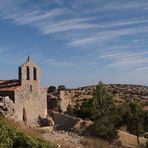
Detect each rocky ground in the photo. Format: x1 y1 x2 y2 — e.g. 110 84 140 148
42 129 147 148
42 130 84 148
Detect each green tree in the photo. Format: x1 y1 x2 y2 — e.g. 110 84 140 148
48 86 56 93
58 85 66 91
66 104 74 116
76 99 94 119
126 100 144 146
93 82 114 112
143 110 148 132
92 82 119 140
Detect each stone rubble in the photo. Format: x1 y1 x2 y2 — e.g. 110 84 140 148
42 130 84 148
0 96 15 117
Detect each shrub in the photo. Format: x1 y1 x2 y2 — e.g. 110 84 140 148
0 119 57 148
48 86 56 93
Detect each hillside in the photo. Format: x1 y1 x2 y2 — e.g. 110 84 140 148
58 84 148 112
77 84 148 104
0 118 118 148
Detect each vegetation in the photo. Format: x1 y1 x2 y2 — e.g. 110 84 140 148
68 82 119 140
92 82 120 140
80 136 115 148
58 85 66 91
48 86 56 93
120 100 144 145
0 118 57 148
66 81 148 145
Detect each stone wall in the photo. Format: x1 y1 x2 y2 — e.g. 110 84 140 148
60 91 72 112
14 87 47 125
60 89 93 112
14 57 47 125
53 111 94 136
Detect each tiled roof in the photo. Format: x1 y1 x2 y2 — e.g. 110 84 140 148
0 79 20 92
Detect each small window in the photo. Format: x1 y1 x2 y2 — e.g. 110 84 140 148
30 85 32 92
26 66 30 80
33 67 37 80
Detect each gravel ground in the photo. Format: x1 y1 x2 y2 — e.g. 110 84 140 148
42 130 84 148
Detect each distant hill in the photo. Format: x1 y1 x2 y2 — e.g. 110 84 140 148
58 84 148 112
76 84 148 104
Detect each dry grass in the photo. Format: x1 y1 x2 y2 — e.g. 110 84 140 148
49 136 118 148
53 140 77 148
80 137 116 148
0 117 43 138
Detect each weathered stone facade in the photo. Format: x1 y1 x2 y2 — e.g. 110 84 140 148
0 57 47 125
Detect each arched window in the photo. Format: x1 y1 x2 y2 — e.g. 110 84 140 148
26 66 30 80
33 67 37 80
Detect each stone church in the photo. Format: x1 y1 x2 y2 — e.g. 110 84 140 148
0 57 47 125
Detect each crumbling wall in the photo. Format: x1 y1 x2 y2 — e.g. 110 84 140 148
53 111 94 136
60 89 92 112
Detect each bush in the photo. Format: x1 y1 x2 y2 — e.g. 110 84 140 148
58 85 66 91
0 119 57 148
48 86 56 93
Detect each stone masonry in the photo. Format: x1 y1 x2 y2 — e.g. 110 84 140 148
0 57 47 125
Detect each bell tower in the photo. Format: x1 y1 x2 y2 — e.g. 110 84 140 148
18 56 40 87
15 56 47 124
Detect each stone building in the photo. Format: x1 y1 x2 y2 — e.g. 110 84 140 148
0 57 47 125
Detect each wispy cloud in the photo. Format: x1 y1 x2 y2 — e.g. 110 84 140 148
1 0 148 49
39 18 97 34
14 9 64 25
44 58 74 67
99 49 148 69
100 0 148 12
68 24 148 47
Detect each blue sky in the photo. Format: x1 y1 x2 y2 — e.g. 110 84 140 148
0 0 148 88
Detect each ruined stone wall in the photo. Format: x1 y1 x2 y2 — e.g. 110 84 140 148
60 91 72 112
60 89 93 112
53 111 94 135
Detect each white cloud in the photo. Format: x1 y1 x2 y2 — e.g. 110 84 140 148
68 24 148 47
92 0 148 13
39 18 97 34
99 49 148 69
0 0 148 48
44 58 74 67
